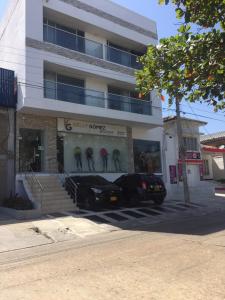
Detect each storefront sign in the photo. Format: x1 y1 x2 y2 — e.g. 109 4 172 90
169 165 177 184
57 118 127 138
185 152 201 160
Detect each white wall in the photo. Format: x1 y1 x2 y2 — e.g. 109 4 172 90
25 0 43 41
213 156 225 180
85 77 107 92
202 153 213 180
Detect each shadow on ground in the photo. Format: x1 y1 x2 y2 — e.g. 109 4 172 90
1 196 225 238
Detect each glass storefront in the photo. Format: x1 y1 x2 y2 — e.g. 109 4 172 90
133 139 162 174
58 132 129 173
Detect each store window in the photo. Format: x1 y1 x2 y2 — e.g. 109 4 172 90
58 132 129 173
133 139 162 174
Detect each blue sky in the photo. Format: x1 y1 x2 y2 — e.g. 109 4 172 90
0 0 224 133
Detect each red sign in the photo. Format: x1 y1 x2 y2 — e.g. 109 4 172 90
186 152 201 160
169 165 177 184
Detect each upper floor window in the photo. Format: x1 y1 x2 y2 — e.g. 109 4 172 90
108 86 151 115
43 19 85 52
183 137 198 151
106 42 144 69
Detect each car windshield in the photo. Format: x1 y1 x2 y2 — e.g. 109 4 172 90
141 175 163 185
72 176 111 185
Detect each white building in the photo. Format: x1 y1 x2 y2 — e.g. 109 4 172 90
0 0 163 184
201 132 225 181
163 117 207 198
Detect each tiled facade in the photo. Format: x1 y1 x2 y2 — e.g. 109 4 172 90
26 38 135 76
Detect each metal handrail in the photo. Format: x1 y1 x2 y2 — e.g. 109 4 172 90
47 158 78 206
24 164 44 209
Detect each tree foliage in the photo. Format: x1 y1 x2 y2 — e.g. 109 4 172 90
136 0 225 111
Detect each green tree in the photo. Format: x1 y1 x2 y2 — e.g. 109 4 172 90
136 0 225 111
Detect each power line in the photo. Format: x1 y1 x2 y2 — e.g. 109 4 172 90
0 48 224 122
0 0 21 41
18 81 225 123
2 76 224 123
181 102 225 118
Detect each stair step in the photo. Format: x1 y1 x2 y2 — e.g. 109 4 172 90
26 175 77 214
33 191 68 197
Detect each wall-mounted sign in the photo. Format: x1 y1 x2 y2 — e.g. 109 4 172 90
169 165 177 184
186 152 201 160
57 118 127 138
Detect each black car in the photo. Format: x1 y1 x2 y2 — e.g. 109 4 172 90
65 175 122 209
114 174 167 206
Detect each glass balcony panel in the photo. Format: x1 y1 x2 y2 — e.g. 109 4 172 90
106 45 141 69
85 39 103 59
44 80 151 115
44 80 57 99
43 24 56 44
107 93 124 111
108 93 152 115
44 80 105 107
43 24 142 69
57 83 85 104
85 89 105 107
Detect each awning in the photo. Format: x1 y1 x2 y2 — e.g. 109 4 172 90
202 147 225 154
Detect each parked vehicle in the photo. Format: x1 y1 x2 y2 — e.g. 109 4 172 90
114 174 167 205
65 175 122 209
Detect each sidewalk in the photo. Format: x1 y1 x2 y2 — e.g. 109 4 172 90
0 181 224 254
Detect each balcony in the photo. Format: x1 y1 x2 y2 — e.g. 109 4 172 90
43 24 142 70
44 80 152 116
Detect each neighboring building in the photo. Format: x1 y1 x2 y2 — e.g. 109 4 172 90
201 132 225 180
0 0 163 208
0 68 17 202
163 116 207 196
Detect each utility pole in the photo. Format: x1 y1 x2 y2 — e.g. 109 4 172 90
175 98 190 205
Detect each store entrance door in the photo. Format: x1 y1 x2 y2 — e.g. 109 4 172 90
19 129 44 172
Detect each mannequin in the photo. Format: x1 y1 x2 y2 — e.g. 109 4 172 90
86 147 95 172
100 147 108 171
74 146 82 171
112 149 121 172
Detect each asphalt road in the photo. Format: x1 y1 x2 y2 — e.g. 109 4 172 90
1 211 225 300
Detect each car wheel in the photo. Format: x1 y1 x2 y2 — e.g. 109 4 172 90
153 197 164 206
84 194 95 210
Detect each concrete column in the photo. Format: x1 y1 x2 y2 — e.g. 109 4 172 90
223 154 225 179
0 108 15 202
6 109 16 197
127 126 134 173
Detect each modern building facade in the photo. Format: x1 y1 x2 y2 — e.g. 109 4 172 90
163 117 207 197
0 0 163 185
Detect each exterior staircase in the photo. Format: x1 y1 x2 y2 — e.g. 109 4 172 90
25 175 76 214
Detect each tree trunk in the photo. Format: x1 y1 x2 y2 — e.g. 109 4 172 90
175 98 190 204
